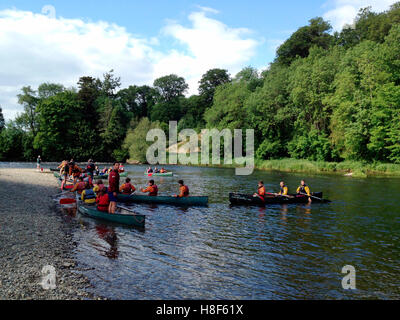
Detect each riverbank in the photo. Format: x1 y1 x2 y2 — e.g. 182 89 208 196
153 155 400 178
0 168 96 299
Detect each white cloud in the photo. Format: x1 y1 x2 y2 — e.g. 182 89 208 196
0 7 260 120
323 0 398 30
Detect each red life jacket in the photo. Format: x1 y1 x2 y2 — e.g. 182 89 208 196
180 185 189 197
149 185 158 196
96 194 109 212
122 183 133 195
76 182 86 194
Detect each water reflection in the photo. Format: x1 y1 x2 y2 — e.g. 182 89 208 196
95 225 119 259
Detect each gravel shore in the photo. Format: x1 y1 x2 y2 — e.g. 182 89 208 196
0 168 97 300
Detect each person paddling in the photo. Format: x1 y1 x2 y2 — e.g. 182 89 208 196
108 162 120 214
141 180 158 196
297 180 312 202
277 181 288 196
173 180 189 197
253 181 266 201
119 177 136 195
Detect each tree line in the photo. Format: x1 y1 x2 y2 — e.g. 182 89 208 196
1 3 400 164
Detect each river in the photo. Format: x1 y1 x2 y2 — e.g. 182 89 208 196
5 163 400 299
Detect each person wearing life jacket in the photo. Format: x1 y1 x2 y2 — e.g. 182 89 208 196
146 167 153 173
253 181 266 201
60 160 70 182
277 181 288 196
174 180 189 198
119 177 136 195
94 166 100 176
160 168 166 173
154 167 160 173
93 179 105 196
297 180 312 203
96 187 110 212
141 180 158 196
81 182 96 204
70 176 86 195
86 159 95 178
108 162 120 214
70 163 82 183
118 164 125 173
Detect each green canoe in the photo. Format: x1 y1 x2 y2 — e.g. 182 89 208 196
77 201 145 228
117 194 208 206
144 172 173 177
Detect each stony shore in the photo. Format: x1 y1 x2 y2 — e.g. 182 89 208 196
0 168 97 300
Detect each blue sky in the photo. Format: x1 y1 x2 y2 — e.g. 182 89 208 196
0 0 397 119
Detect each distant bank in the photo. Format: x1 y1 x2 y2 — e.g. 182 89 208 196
143 156 400 178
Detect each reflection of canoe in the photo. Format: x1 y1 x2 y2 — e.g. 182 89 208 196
144 172 173 177
229 192 325 206
77 201 145 228
117 194 208 206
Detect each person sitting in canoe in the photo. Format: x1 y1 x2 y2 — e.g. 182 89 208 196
94 166 100 176
119 177 136 195
140 179 158 196
146 167 153 173
93 179 105 195
297 180 312 202
173 180 189 197
253 181 266 201
160 168 167 173
118 164 125 173
275 181 289 196
154 167 160 173
70 176 86 195
96 187 110 212
81 182 96 204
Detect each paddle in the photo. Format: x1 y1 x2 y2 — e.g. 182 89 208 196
300 192 331 203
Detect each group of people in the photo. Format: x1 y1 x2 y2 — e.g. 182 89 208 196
254 180 312 202
58 159 126 184
66 161 189 214
146 167 167 174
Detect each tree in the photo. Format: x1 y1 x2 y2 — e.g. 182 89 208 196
153 74 188 102
38 83 65 99
101 70 121 98
199 68 231 105
0 106 5 131
123 118 161 163
276 17 333 65
16 86 40 135
117 85 158 118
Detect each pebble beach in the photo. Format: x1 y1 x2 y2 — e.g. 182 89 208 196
0 168 96 300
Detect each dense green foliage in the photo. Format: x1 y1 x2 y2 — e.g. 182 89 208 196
1 4 400 166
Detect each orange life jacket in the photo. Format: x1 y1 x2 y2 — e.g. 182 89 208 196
179 185 189 197
121 183 135 195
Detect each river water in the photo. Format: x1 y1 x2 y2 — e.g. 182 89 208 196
7 163 400 299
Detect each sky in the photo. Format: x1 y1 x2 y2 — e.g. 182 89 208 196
0 0 398 120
